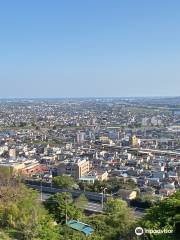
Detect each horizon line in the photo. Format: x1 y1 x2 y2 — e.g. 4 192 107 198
0 96 180 100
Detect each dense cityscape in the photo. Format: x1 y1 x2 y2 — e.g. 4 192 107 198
1 0 180 238
0 97 179 239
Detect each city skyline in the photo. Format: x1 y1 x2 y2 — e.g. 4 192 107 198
0 0 180 98
0 2 179 237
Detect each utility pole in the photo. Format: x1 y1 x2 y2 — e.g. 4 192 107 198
40 179 43 201
65 195 68 224
50 170 53 190
101 188 107 209
51 179 52 189
101 191 103 209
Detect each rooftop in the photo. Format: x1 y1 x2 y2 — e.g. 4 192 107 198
67 220 94 236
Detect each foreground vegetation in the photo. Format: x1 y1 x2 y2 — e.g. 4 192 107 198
0 167 179 240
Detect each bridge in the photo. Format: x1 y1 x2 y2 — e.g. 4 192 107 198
101 144 180 156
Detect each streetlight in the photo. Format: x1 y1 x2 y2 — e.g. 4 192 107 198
40 179 43 201
64 194 68 224
101 187 107 209
111 191 118 197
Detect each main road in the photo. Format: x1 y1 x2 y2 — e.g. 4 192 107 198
37 188 145 218
39 192 103 213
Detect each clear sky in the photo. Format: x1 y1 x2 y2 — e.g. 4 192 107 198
0 0 180 98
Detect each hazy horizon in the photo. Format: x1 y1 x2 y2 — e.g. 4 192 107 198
0 95 180 99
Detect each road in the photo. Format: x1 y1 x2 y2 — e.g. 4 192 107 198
27 183 105 202
39 192 145 217
86 202 103 213
28 182 146 217
39 192 103 213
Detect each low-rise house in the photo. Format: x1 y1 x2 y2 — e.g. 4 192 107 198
117 189 137 200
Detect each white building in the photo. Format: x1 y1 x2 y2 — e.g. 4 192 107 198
77 131 85 144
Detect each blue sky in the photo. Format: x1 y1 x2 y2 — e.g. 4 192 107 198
0 0 180 98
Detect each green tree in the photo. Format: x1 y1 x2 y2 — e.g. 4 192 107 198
79 177 137 194
0 230 11 240
0 168 61 240
53 176 75 189
35 213 61 240
74 194 88 211
103 197 136 240
0 186 61 240
86 214 114 240
103 197 128 214
141 191 180 240
19 122 27 127
44 192 83 224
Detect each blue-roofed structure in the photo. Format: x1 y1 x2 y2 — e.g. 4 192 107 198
67 220 94 236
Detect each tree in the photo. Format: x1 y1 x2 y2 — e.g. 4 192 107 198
131 193 156 209
103 197 128 214
141 191 180 240
0 185 61 240
103 197 136 240
0 167 61 240
0 167 23 205
86 214 114 240
107 177 136 192
0 230 11 240
74 194 88 210
78 181 94 192
19 122 27 127
36 213 61 240
53 176 75 189
44 192 83 224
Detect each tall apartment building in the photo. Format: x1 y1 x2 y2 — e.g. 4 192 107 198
76 131 85 144
9 148 16 158
131 135 140 147
57 159 89 179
